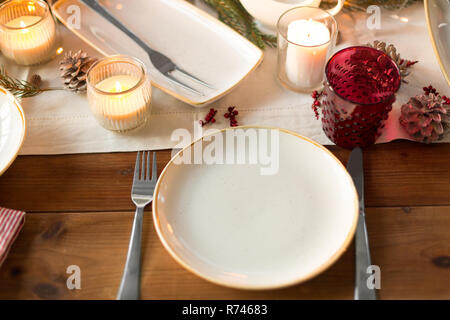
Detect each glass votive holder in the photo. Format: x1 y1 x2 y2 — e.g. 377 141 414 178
320 46 401 149
87 55 152 132
277 7 337 93
0 0 57 66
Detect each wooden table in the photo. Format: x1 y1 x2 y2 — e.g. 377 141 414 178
0 141 449 299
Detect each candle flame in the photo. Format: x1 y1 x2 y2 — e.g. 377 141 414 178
19 20 29 33
115 81 123 93
56 47 64 55
27 3 36 13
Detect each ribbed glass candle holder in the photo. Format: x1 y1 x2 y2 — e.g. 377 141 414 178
0 0 57 66
87 55 152 132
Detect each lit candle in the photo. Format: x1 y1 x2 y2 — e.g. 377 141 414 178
95 75 146 121
285 19 331 90
87 56 152 132
96 75 140 95
0 0 57 66
6 15 41 27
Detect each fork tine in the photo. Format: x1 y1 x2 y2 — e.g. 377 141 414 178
141 151 146 180
146 151 150 180
165 73 204 96
174 67 214 89
152 152 157 181
133 151 141 182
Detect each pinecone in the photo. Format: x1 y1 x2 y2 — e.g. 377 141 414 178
399 93 450 143
59 50 97 92
366 40 418 82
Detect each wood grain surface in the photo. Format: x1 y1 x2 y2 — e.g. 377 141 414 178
0 207 448 299
0 140 449 299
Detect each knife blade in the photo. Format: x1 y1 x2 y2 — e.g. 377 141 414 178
346 147 377 300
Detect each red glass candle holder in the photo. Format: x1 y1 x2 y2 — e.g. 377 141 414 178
321 46 401 149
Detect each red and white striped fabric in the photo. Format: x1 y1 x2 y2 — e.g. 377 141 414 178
0 207 25 267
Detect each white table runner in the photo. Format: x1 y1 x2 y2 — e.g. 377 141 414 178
9 2 449 155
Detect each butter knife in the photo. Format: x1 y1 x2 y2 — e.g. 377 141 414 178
346 147 377 300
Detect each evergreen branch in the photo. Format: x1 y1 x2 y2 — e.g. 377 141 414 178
0 67 54 98
201 0 423 45
201 0 276 49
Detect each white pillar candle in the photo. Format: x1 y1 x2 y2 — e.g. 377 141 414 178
285 19 330 90
0 1 56 65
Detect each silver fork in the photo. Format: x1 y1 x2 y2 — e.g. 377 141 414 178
117 151 157 300
81 0 213 96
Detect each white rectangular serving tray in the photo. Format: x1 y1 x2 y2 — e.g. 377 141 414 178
53 0 264 107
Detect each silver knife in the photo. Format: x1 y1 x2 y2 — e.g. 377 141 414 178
346 147 377 300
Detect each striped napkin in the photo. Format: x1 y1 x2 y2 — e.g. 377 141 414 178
0 207 25 266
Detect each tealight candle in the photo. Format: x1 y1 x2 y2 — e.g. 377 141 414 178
277 7 337 92
0 0 57 66
87 56 152 132
96 75 141 95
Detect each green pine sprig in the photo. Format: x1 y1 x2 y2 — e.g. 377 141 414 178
201 0 277 49
0 67 53 98
201 0 423 48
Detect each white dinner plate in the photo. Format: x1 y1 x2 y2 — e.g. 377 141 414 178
52 0 264 107
425 0 450 86
153 127 358 289
0 87 25 176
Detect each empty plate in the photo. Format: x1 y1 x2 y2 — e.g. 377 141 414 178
153 127 358 289
52 0 264 107
0 87 25 176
